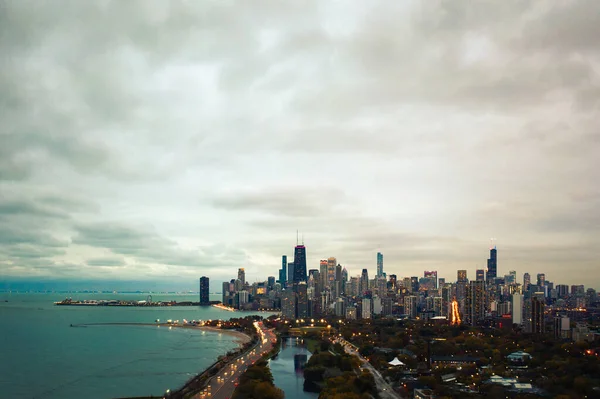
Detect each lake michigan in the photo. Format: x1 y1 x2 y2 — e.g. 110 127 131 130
0 292 273 399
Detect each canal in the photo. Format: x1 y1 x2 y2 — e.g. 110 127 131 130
269 337 318 399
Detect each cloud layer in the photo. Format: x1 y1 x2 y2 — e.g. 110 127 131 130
1 1 599 290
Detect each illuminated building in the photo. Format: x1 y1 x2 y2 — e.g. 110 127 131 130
377 252 384 277
476 269 485 281
238 268 245 285
404 296 418 319
486 246 497 283
293 244 307 284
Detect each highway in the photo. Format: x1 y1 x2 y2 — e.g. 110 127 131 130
193 321 276 399
332 337 403 399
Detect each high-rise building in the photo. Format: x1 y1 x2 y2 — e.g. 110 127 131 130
360 269 369 295
349 276 359 297
523 273 531 291
238 268 246 285
293 245 307 284
281 289 295 319
457 270 467 282
404 296 418 318
424 271 438 289
537 273 545 287
389 274 397 290
361 298 372 319
279 255 287 287
199 276 210 306
287 263 295 285
267 276 276 291
410 276 419 293
377 252 384 277
486 247 497 283
476 269 485 281
531 297 545 334
512 293 523 325
465 280 486 326
319 260 328 290
296 282 308 318
327 257 336 287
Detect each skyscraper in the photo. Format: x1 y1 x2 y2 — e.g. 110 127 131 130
293 244 307 284
360 269 369 295
537 273 545 287
465 280 486 326
287 263 295 285
376 252 384 277
486 246 497 283
319 260 328 290
238 268 246 285
279 255 287 286
523 273 531 291
530 296 545 334
199 276 210 306
327 257 336 287
476 269 485 281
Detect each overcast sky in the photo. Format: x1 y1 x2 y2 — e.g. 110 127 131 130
1 0 599 291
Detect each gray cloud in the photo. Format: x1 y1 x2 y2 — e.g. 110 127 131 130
1 1 599 288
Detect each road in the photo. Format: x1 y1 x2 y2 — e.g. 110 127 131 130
332 337 403 399
193 321 276 399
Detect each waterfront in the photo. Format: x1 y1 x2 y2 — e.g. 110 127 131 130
0 293 275 399
268 337 319 399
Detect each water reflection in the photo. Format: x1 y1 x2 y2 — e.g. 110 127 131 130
269 337 318 399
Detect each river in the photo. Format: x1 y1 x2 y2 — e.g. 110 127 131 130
269 337 318 399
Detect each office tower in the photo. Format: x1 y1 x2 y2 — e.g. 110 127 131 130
410 276 419 293
441 286 451 317
296 282 308 318
507 270 517 285
404 296 418 319
360 269 369 295
267 276 275 291
234 278 243 292
438 278 445 287
523 273 531 291
349 276 359 297
222 281 230 305
287 262 295 285
372 296 382 315
465 280 486 326
335 264 342 283
424 271 438 288
456 270 468 307
237 290 249 308
341 267 348 295
281 289 296 319
279 255 287 286
376 276 387 296
377 252 384 277
457 270 467 282
530 297 545 334
199 277 210 305
293 244 307 284
476 269 485 281
486 246 497 283
327 257 337 287
346 306 357 320
362 298 372 319
319 260 328 290
389 274 397 290
537 273 545 287
556 284 569 299
238 268 246 285
512 293 523 325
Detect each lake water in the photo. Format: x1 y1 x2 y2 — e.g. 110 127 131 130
0 293 275 399
268 337 318 399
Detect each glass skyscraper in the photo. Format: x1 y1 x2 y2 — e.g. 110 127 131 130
293 244 307 284
486 246 497 283
376 252 384 277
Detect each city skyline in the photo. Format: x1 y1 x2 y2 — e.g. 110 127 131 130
1 1 599 290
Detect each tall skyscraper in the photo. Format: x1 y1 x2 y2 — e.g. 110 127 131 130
327 257 336 287
293 244 307 284
465 280 486 326
319 260 328 290
388 274 397 290
360 269 369 295
287 262 295 285
424 271 438 289
376 252 384 277
238 268 246 285
476 269 485 281
222 281 230 306
486 246 497 283
512 293 523 325
199 276 210 306
404 296 418 318
530 296 545 334
523 273 531 291
279 255 287 286
296 282 308 318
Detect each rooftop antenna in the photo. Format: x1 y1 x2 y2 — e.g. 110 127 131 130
296 230 299 245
